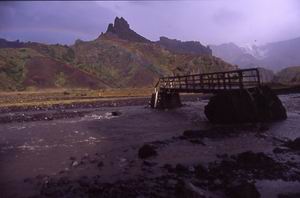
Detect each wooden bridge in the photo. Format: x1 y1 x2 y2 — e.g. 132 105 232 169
151 68 261 108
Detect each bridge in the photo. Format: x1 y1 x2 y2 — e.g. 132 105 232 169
151 68 261 108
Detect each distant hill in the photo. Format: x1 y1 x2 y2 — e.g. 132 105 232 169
209 43 258 68
210 37 300 71
274 66 300 84
0 17 235 91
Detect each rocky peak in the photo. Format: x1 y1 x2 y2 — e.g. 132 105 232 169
114 17 130 31
105 17 150 43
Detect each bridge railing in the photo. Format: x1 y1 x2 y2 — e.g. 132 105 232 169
155 68 260 93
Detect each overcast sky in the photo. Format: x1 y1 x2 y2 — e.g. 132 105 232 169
1 1 300 46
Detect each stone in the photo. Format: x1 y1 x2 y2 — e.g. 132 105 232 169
138 144 157 159
225 182 260 198
278 193 300 198
205 86 287 123
111 111 122 116
105 17 150 43
72 161 79 167
284 137 300 150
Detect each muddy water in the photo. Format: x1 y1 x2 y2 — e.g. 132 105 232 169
0 94 299 198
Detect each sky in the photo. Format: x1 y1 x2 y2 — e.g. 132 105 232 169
1 0 300 46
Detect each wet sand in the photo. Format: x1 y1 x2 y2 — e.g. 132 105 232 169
0 94 299 198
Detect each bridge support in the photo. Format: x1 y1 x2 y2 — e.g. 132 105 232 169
150 91 182 109
204 86 287 123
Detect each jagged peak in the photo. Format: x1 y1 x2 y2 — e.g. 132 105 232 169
103 16 150 43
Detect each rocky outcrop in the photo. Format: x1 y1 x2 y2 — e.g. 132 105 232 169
105 17 151 43
204 86 287 123
0 38 25 48
157 36 212 55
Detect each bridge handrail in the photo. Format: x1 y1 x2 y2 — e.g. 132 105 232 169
155 68 260 92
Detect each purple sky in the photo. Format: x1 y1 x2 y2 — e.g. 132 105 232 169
1 1 300 46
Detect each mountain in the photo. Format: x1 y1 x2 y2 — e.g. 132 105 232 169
210 37 300 71
157 37 212 55
209 43 258 68
0 17 235 91
258 37 300 71
104 17 151 43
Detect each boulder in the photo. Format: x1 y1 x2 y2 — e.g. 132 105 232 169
284 137 300 150
205 86 287 123
138 144 157 159
225 182 260 198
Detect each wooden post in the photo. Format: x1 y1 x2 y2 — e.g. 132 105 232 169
238 71 244 89
256 68 261 86
192 75 195 91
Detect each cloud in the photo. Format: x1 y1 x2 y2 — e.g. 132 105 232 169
213 8 244 26
1 1 300 46
0 1 116 44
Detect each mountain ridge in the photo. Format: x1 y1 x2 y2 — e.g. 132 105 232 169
0 17 236 91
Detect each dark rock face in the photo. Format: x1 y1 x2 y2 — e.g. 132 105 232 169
105 17 151 43
157 36 212 55
205 86 287 123
225 182 261 198
138 144 157 159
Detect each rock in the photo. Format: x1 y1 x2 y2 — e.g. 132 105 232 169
183 130 204 138
175 180 206 198
205 86 287 123
143 160 157 167
111 111 122 116
175 164 189 175
105 17 150 43
70 156 76 161
72 161 79 167
194 164 209 179
138 144 157 159
278 193 300 198
97 161 104 168
162 163 173 173
284 137 300 150
273 147 288 154
225 182 260 198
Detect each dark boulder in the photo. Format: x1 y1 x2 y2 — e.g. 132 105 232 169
225 182 260 198
138 144 157 159
111 111 122 116
278 193 300 198
284 137 300 150
205 86 287 123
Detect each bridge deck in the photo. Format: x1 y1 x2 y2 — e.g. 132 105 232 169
155 68 261 93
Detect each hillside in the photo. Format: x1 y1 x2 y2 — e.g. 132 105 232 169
0 17 235 91
274 66 300 84
157 36 212 55
209 43 259 68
